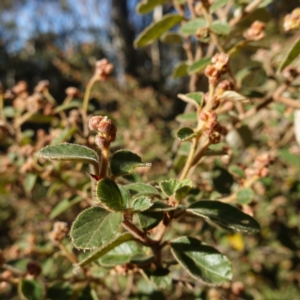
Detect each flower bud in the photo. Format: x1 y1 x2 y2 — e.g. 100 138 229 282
204 65 221 84
211 53 229 74
283 8 300 32
34 80 50 93
49 222 68 243
26 261 42 277
65 87 80 98
243 21 266 41
94 59 114 80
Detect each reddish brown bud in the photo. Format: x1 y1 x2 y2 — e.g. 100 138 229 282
204 65 221 83
26 261 42 277
243 21 266 41
89 116 104 131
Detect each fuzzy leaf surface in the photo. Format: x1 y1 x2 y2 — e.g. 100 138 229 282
110 150 151 177
176 127 196 141
70 207 122 250
134 14 183 48
132 196 152 212
171 236 232 285
38 143 99 166
77 233 134 267
124 183 160 198
96 178 126 210
187 200 260 233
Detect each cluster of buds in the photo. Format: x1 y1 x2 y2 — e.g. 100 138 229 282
49 222 68 243
200 111 227 144
243 21 266 41
283 8 300 32
204 53 229 84
204 79 233 109
94 59 114 80
245 152 273 178
89 116 117 148
34 80 50 93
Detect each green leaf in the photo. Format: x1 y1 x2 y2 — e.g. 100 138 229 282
124 183 160 198
228 165 246 178
160 179 193 200
210 20 231 35
176 127 196 141
160 32 183 44
96 178 126 210
110 150 151 177
28 114 56 124
179 18 206 35
172 61 189 79
54 100 82 113
171 236 232 285
136 0 167 14
47 283 72 300
218 90 249 103
20 279 44 300
70 207 122 250
278 148 300 165
160 179 178 197
175 112 197 123
188 57 211 74
38 143 99 167
49 197 82 219
185 92 204 106
279 37 300 71
134 14 184 48
50 127 76 145
77 233 134 267
24 173 37 193
99 240 142 267
209 0 231 13
149 201 177 212
187 200 260 233
132 196 152 212
118 185 131 208
138 211 164 230
175 179 193 201
236 188 254 204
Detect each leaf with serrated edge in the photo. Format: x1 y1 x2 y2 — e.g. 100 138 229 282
110 150 151 177
160 179 178 197
134 14 183 48
171 236 232 285
176 127 196 141
76 233 134 267
187 200 260 233
38 143 99 168
132 196 152 212
96 178 126 210
70 207 122 250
